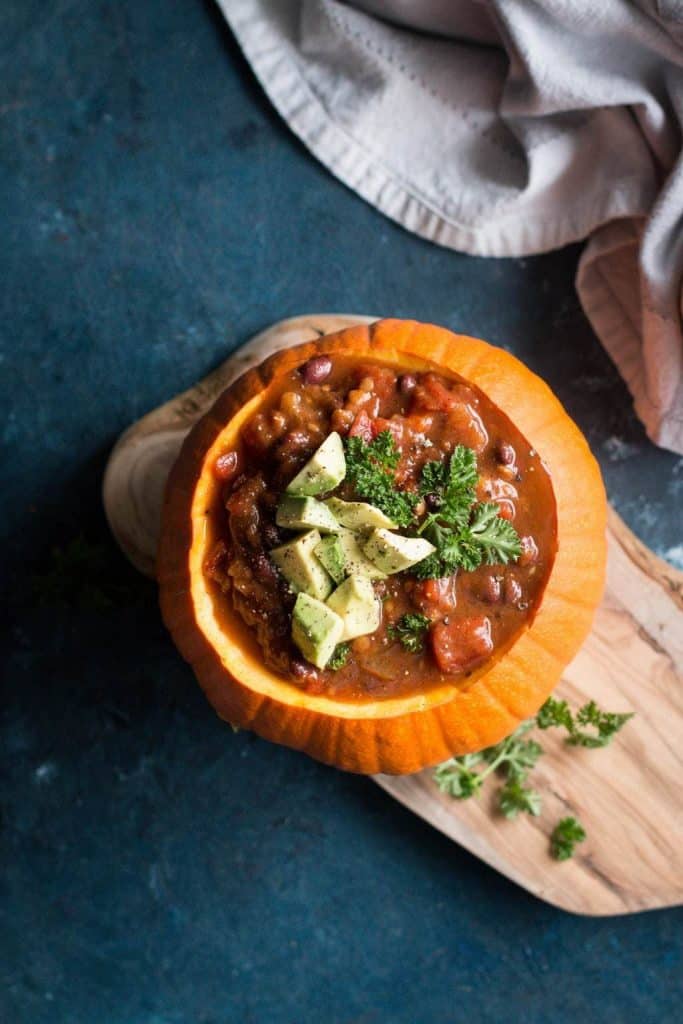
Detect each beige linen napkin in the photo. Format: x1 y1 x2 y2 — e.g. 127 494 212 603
217 0 683 454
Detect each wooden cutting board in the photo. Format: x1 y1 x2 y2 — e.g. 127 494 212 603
103 314 683 916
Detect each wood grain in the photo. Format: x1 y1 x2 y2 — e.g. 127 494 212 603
103 314 683 916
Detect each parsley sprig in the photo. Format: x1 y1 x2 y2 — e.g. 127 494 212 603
433 695 633 860
342 436 520 576
328 642 351 671
415 447 522 578
387 613 431 653
419 445 478 529
550 817 586 861
434 720 542 814
536 697 634 748
343 431 418 527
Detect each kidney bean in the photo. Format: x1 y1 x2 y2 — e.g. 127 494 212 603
495 441 516 466
480 574 502 604
518 535 539 566
303 355 332 385
424 492 441 511
214 450 240 481
504 576 523 605
290 659 322 688
398 373 417 395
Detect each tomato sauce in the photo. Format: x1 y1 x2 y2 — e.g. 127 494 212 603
204 356 557 701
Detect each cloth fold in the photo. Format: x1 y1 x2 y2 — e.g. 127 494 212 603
217 0 683 453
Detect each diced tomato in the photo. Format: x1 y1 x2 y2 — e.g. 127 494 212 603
348 410 374 442
446 404 488 452
411 374 457 413
405 412 435 436
348 412 405 450
496 500 516 521
411 375 476 413
430 615 493 674
354 364 396 400
412 375 488 450
413 576 458 615
373 416 403 447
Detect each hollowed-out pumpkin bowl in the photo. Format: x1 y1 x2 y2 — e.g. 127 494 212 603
157 319 606 774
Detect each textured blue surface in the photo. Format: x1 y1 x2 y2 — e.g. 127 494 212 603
1 2 682 1023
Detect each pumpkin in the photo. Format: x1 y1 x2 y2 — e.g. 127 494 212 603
158 320 606 774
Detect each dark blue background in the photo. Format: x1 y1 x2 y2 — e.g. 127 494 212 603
2 3 681 1022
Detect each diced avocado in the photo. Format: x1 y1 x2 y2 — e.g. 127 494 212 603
270 530 333 601
363 528 436 575
326 574 381 641
315 528 387 582
325 497 397 530
286 432 346 496
313 534 346 584
292 593 344 669
276 495 339 533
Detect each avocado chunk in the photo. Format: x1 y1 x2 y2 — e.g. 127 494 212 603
315 528 387 582
313 534 346 584
270 530 333 601
276 495 339 533
286 432 346 497
325 497 397 530
292 593 345 669
363 528 436 575
326 575 381 641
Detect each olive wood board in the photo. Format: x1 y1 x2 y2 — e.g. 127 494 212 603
103 313 683 917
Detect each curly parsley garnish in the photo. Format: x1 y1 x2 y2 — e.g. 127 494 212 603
387 613 431 653
344 431 419 527
328 642 351 671
434 720 542 813
433 696 633 859
415 446 522 578
536 697 634 748
419 444 478 527
342 437 520 575
550 817 587 861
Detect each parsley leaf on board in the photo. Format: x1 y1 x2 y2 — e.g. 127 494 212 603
387 613 432 653
434 720 543 809
433 696 633 859
537 697 634 748
433 752 486 798
328 642 351 671
343 431 418 527
499 778 543 820
550 816 587 861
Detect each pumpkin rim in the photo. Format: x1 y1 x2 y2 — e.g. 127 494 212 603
158 319 607 773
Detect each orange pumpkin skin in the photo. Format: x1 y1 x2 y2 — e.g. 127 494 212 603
158 320 606 775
